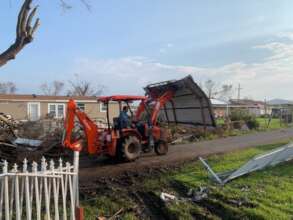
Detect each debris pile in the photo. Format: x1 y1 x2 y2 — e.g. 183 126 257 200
0 113 68 162
188 186 209 202
166 124 222 144
160 186 209 204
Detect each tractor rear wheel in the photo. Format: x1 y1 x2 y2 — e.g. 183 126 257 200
121 136 141 161
154 140 168 155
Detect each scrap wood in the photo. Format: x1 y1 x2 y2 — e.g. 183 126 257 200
97 208 125 220
109 208 124 220
0 113 67 162
171 134 194 145
0 141 17 148
160 192 177 201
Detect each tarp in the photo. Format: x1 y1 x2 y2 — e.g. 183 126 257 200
144 75 216 127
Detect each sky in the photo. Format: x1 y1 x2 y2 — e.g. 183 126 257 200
1 0 293 100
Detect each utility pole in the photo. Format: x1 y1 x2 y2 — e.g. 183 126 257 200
237 83 242 101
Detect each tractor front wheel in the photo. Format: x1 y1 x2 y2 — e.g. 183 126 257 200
121 136 141 161
154 140 168 155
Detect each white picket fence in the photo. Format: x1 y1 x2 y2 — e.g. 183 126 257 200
0 152 80 220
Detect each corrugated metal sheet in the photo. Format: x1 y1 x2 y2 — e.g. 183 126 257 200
200 142 293 184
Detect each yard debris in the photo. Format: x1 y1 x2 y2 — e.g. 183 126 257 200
12 137 42 147
240 185 250 192
199 142 293 184
160 187 209 204
187 186 209 202
228 197 252 207
0 113 68 162
96 206 138 220
160 192 177 202
170 134 194 145
108 208 125 220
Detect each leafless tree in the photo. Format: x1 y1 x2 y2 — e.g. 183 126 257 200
67 78 104 96
40 81 65 96
0 0 40 68
0 0 91 69
0 82 17 94
217 84 233 101
204 79 217 99
202 79 233 100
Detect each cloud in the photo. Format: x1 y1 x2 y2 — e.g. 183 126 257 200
277 32 293 41
159 43 174 54
167 43 173 48
73 34 293 100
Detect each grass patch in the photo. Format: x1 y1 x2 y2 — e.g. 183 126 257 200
216 118 225 126
256 117 285 130
82 142 293 219
216 117 285 130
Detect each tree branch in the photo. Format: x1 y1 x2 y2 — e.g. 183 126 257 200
0 0 40 68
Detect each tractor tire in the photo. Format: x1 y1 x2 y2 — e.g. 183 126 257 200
154 140 168 155
121 136 141 161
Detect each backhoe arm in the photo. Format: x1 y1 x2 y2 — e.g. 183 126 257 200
135 91 174 126
135 100 146 121
150 90 174 126
63 99 99 154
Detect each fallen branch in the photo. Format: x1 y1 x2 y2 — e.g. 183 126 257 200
108 208 124 220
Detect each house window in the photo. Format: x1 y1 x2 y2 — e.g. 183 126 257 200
77 103 85 111
48 103 65 119
100 102 107 112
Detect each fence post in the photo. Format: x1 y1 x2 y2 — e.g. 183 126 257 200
14 164 21 220
73 151 84 220
59 158 67 220
50 160 60 220
3 161 9 220
32 162 41 220
23 158 32 220
67 162 75 220
41 157 51 220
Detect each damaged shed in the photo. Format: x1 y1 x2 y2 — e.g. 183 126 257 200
145 75 216 128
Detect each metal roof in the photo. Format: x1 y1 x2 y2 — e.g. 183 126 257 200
98 95 146 102
145 75 216 127
210 98 228 106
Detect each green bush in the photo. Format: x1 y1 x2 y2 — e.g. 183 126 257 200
246 118 260 129
230 109 250 121
230 109 260 129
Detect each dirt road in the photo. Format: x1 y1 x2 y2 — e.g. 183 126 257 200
80 128 293 182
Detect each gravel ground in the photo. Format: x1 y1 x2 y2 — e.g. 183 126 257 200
80 128 293 183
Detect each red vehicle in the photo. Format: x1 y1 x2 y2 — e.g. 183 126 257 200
62 92 174 161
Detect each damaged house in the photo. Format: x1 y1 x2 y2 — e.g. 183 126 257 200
0 94 120 123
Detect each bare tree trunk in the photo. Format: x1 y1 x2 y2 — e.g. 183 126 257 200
0 0 40 68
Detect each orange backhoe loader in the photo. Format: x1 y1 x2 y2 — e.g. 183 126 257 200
62 92 174 161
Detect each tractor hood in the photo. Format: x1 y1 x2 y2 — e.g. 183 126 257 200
144 75 216 127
